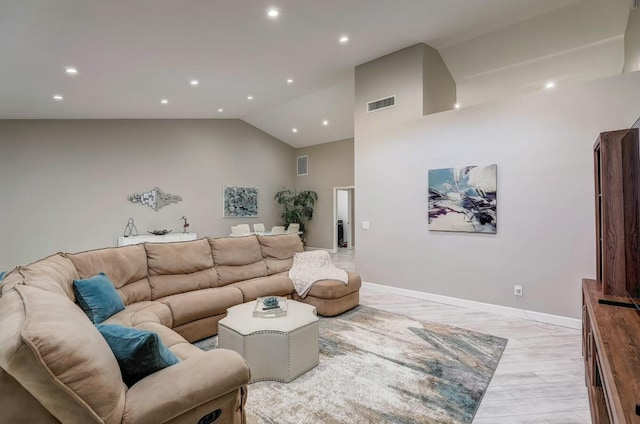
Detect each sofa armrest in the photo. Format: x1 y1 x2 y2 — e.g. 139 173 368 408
122 349 250 424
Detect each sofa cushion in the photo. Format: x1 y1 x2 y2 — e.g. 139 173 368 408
0 369 60 423
67 244 151 304
304 271 362 299
293 290 360 317
158 286 243 327
209 236 267 285
131 321 190 351
96 324 180 387
229 275 294 302
73 273 126 324
146 238 214 275
121 349 250 424
104 301 173 328
0 254 79 300
257 234 304 275
149 269 220 300
210 235 263 265
146 239 219 299
0 286 126 424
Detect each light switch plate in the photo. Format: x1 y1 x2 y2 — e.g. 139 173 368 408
362 221 370 230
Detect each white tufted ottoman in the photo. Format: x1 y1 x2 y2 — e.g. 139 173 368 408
218 300 319 383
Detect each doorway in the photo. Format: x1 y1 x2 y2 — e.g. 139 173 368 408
333 186 355 253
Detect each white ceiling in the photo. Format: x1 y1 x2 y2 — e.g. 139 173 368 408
0 0 631 147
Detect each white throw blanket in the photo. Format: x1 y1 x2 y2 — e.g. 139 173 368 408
288 250 348 298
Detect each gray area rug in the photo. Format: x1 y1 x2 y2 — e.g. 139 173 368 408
195 305 507 424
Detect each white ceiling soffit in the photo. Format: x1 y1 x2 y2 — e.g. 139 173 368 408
440 0 630 107
0 0 629 147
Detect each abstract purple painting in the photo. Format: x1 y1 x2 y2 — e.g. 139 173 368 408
428 164 497 233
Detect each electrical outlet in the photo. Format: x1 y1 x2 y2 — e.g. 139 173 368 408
514 285 523 296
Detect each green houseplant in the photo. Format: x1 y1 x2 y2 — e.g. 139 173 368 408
274 188 318 239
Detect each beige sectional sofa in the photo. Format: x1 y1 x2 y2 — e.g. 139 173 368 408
0 234 361 424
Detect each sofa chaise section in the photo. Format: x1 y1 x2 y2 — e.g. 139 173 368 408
256 234 361 316
292 271 362 316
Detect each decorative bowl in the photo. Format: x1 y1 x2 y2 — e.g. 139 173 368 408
148 229 172 236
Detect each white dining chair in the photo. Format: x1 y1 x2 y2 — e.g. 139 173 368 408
253 223 266 233
286 223 300 234
230 226 244 237
237 224 251 235
270 226 285 235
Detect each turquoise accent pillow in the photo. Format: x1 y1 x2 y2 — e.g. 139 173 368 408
96 324 180 386
0 271 6 281
73 273 125 324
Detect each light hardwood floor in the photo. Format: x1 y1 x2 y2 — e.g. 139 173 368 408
332 249 590 424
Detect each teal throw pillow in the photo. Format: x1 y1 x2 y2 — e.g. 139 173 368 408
96 324 180 386
73 272 125 324
0 271 6 281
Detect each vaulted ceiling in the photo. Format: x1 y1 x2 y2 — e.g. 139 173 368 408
0 0 632 147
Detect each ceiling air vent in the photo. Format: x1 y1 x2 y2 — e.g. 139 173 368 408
297 155 308 176
367 95 396 113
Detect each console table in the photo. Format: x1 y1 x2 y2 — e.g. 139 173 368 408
582 279 640 423
117 233 197 247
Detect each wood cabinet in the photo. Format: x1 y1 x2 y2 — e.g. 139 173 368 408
594 129 640 296
585 128 640 423
583 279 640 424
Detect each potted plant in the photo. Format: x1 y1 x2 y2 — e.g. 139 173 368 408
274 188 318 240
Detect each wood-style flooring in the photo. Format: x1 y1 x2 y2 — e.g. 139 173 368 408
331 248 590 424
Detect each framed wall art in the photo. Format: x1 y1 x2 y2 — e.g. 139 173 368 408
223 185 258 218
428 164 497 233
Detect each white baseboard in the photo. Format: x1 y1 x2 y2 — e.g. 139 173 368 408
362 281 582 330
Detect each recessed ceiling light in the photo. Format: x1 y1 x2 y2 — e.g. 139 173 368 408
247 95 254 100
65 67 78 75
161 99 168 104
322 120 329 126
545 81 556 89
286 78 294 84
53 95 63 101
454 103 460 109
267 9 279 18
190 79 199 86
218 108 224 113
339 35 349 44
292 128 298 133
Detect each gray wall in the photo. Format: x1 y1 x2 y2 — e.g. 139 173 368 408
355 53 640 319
624 8 640 73
0 119 295 270
294 138 354 250
355 43 455 120
422 44 456 115
356 44 427 123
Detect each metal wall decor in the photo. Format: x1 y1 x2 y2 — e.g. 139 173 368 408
128 187 182 211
